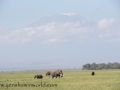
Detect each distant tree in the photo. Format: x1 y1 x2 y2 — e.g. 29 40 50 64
82 62 120 70
91 63 97 70
83 63 91 70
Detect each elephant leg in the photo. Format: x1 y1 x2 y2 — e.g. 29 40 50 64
56 74 59 78
57 74 60 78
55 74 57 78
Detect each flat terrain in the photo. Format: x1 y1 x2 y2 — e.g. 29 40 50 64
0 70 120 90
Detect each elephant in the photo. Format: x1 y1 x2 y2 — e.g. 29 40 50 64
34 74 43 79
91 71 95 76
50 69 63 78
46 71 51 78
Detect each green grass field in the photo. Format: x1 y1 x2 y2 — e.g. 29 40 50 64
0 70 120 90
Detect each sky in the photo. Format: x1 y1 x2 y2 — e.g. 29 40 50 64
0 0 120 71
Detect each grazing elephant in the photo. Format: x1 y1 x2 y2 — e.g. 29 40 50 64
50 69 63 78
46 71 51 78
91 71 95 76
34 74 43 79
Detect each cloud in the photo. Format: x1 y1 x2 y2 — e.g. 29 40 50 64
97 18 116 29
42 38 59 44
98 33 111 38
61 13 78 16
97 18 120 42
0 18 120 45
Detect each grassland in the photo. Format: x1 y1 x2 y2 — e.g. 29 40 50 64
0 70 120 90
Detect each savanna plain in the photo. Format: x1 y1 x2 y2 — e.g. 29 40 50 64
0 70 120 90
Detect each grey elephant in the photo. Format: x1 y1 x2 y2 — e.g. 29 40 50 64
34 74 43 79
46 71 51 78
50 69 63 78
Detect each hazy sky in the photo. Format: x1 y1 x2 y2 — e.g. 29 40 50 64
0 0 120 71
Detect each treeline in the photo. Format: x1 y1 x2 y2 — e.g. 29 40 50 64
82 62 120 70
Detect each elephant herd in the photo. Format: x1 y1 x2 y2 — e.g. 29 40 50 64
34 69 95 79
34 69 63 79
